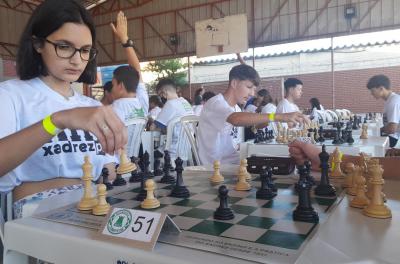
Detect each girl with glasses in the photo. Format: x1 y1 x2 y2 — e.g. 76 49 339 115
0 0 127 218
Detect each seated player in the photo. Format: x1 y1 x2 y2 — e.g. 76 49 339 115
150 78 194 159
0 0 126 218
110 11 149 115
109 65 145 123
197 64 309 165
148 95 163 120
276 78 303 128
192 91 216 116
289 140 400 179
367 75 400 148
100 81 113 105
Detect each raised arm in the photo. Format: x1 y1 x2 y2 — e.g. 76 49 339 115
236 53 245 65
111 11 142 82
0 106 127 177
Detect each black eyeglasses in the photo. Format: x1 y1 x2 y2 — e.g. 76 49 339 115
44 39 97 61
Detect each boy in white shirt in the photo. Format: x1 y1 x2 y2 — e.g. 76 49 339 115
367 74 400 147
110 66 145 123
152 79 194 158
198 65 309 165
276 78 303 128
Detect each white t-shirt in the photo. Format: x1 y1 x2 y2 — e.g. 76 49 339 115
276 98 300 113
383 92 400 139
136 82 149 116
192 105 203 116
0 78 115 193
261 103 277 114
112 97 145 124
245 104 257 113
198 94 242 165
149 106 161 120
156 97 194 157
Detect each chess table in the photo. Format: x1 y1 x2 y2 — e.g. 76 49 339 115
3 164 400 264
240 136 389 160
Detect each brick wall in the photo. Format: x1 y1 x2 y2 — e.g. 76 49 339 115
184 66 400 113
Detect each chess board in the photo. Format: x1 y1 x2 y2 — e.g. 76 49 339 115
35 170 345 264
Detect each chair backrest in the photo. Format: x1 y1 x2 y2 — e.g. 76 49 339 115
125 118 147 158
180 115 201 165
164 116 182 152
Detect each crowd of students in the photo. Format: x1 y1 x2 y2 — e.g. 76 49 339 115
0 0 399 220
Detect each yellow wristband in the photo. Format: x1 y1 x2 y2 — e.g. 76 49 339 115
268 113 275 122
42 115 61 136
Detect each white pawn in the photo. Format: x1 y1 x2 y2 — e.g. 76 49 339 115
240 159 251 181
141 179 160 209
210 160 224 183
235 167 251 191
92 184 111 216
360 123 368 139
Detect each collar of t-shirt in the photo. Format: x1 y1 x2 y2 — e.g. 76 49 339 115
35 78 80 103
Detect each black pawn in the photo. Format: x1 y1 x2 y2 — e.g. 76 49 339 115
153 150 164 176
314 145 336 197
159 150 175 184
129 156 141 182
170 157 190 198
112 163 126 186
135 172 147 201
332 123 344 145
256 167 277 199
214 185 234 220
293 177 319 223
347 130 354 144
266 166 277 192
101 167 113 190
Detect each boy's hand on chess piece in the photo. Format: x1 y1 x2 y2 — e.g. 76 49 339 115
276 112 310 127
288 140 320 171
52 106 127 155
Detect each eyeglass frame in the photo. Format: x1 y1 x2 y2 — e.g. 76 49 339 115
42 38 98 61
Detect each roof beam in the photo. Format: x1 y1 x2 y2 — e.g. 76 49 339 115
352 0 380 30
143 17 175 54
300 0 334 37
255 0 289 43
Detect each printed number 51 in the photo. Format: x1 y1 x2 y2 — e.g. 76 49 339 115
131 216 154 234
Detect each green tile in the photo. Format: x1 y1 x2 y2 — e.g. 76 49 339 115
105 197 125 205
173 199 205 207
238 215 277 229
201 188 219 195
275 183 292 189
181 208 214 219
313 197 336 207
189 220 233 236
263 200 297 210
213 196 242 204
256 230 307 250
230 204 258 215
134 204 167 211
129 187 142 193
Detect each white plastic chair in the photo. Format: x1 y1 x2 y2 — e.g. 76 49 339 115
125 117 147 158
180 115 201 165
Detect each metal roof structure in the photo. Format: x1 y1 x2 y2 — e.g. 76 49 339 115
1 0 400 65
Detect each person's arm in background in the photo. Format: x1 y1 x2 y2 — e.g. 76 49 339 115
289 140 400 180
111 11 149 114
236 53 245 65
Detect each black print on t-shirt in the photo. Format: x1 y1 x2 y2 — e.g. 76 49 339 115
230 126 238 139
42 130 104 156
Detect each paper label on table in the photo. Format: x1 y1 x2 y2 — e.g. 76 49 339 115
102 208 161 242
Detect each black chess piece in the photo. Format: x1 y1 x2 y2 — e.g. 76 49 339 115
214 185 235 220
332 122 345 145
159 150 175 184
304 160 315 186
317 126 325 143
129 156 141 182
170 157 190 198
140 151 154 178
266 166 277 192
135 172 147 201
268 130 274 140
112 163 127 186
101 167 113 190
254 129 264 143
256 167 277 199
295 164 307 192
314 145 336 197
346 129 354 144
153 150 164 176
292 175 319 223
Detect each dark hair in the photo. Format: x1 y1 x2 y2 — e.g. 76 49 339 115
284 78 303 93
367 75 391 90
113 66 139 93
258 89 273 105
202 91 216 102
103 81 113 93
194 88 204 97
149 95 163 107
309 97 321 110
16 0 97 83
156 78 176 92
229 64 260 87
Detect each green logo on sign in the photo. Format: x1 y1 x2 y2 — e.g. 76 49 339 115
107 209 132 234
